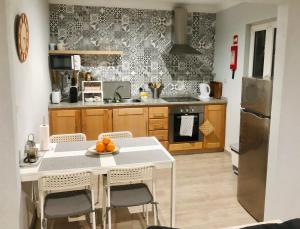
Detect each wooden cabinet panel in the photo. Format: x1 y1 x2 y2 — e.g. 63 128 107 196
82 109 112 140
50 109 81 135
117 108 145 116
113 107 148 137
169 142 203 151
149 107 168 119
160 141 169 149
148 130 168 141
203 104 226 149
149 118 168 130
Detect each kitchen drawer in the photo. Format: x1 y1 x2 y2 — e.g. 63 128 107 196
160 141 169 150
117 107 146 116
169 142 203 151
149 118 168 130
149 130 168 141
149 107 168 119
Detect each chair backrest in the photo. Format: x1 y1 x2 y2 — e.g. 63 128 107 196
50 133 86 143
98 131 133 140
38 171 92 193
107 165 154 186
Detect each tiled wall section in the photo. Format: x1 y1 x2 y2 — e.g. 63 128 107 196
49 4 216 96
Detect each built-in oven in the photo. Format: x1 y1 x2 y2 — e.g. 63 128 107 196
169 105 204 143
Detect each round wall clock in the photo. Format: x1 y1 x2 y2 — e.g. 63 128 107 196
17 13 29 63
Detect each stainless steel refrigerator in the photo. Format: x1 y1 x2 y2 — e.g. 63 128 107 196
237 77 273 221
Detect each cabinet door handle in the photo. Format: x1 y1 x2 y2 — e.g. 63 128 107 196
153 113 164 118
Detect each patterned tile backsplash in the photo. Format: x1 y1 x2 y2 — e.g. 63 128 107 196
49 4 216 96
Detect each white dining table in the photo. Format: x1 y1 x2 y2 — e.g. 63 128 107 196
20 137 176 227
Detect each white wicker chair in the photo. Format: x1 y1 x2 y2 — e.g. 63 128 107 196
38 171 96 229
50 133 86 143
98 131 133 140
102 165 158 229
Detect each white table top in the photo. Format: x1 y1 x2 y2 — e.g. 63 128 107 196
20 137 175 182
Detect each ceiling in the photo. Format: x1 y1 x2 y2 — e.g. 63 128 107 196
49 0 279 13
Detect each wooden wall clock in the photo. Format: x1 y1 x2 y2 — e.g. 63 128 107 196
17 13 29 63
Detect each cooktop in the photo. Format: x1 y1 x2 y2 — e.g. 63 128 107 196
162 97 200 102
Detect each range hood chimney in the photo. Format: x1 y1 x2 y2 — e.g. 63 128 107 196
170 7 201 55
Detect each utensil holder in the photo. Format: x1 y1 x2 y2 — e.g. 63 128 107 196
150 86 164 99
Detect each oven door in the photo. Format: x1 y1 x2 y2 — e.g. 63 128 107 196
173 113 200 142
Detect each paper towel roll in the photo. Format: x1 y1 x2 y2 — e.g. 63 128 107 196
73 55 81 71
40 124 50 151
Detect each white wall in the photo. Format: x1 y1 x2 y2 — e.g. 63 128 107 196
0 1 20 228
0 0 50 228
265 0 300 221
214 3 277 155
6 0 51 160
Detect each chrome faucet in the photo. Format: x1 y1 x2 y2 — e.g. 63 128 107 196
113 86 124 102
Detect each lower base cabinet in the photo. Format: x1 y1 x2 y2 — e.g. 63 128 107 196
50 109 81 135
203 104 226 150
113 107 149 137
49 103 226 153
81 109 112 140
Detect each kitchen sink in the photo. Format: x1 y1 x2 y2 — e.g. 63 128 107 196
103 98 142 104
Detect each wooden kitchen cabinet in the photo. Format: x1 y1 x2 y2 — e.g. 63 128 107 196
81 109 112 140
148 107 169 149
113 107 148 137
203 104 226 149
49 109 81 135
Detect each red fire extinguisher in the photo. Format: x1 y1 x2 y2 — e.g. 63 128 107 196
230 35 238 79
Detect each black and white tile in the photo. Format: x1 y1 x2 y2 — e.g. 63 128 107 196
49 4 216 96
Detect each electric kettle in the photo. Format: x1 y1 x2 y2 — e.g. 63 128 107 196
199 83 211 100
51 91 61 104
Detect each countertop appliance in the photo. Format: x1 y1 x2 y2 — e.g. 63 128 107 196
69 77 78 103
50 91 61 104
49 55 74 70
169 105 204 143
162 96 200 102
238 77 273 221
199 83 211 100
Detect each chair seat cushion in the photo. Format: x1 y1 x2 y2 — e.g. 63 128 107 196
110 183 153 207
242 219 300 229
44 190 92 219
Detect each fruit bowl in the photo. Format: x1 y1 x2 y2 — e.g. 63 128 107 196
87 145 119 155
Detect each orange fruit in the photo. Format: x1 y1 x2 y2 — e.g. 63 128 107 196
102 137 111 145
106 143 115 152
96 142 106 152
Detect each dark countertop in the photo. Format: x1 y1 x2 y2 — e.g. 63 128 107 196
48 97 227 109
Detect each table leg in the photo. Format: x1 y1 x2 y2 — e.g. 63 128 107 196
170 161 176 227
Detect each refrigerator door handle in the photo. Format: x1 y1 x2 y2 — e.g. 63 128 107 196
241 109 269 120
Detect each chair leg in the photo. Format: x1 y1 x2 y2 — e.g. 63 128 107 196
153 203 158 225
146 204 149 226
41 218 47 229
91 211 96 229
108 208 112 229
102 188 106 229
142 205 146 218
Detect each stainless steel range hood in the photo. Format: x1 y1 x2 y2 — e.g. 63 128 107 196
170 7 201 55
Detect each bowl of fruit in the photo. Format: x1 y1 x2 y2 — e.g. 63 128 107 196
87 137 118 155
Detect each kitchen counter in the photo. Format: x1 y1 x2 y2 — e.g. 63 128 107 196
48 97 227 109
